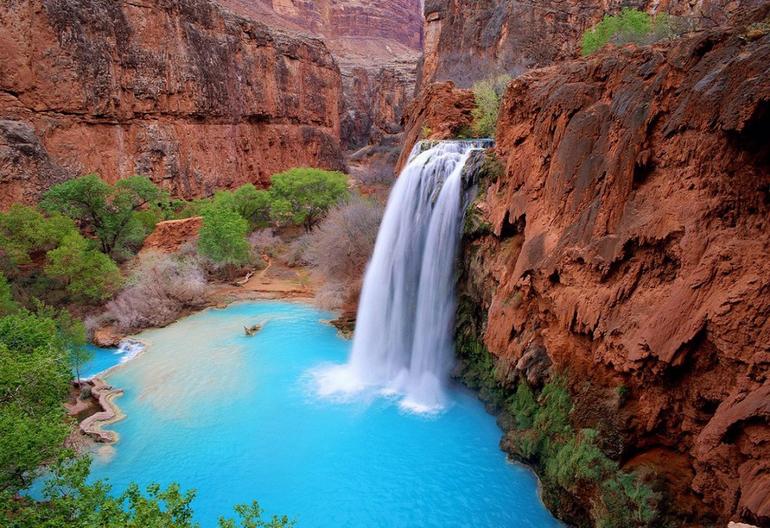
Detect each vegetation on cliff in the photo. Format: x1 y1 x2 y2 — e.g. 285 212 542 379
581 8 679 55
470 75 511 139
454 298 660 528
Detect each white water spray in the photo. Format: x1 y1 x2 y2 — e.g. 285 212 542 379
316 140 489 412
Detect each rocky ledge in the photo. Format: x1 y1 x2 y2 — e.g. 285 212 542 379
421 11 770 528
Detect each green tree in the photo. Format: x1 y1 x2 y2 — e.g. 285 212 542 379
0 205 76 273
0 275 16 316
269 168 349 231
0 310 71 492
470 75 511 139
198 203 250 267
44 233 122 303
233 184 272 229
41 174 168 258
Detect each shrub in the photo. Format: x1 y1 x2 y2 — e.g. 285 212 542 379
284 234 311 267
0 205 76 272
249 229 284 259
597 471 661 528
41 174 168 258
0 275 16 316
302 196 382 308
508 382 538 429
269 168 349 231
470 75 511 138
105 253 207 333
44 233 123 303
546 429 616 491
198 202 251 267
304 196 383 283
581 9 677 55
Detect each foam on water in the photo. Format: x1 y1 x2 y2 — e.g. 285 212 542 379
314 140 490 413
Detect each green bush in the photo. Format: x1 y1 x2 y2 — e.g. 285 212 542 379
597 472 660 528
41 174 168 259
211 184 273 230
0 205 76 272
581 8 677 55
44 233 123 303
0 275 16 316
546 429 616 491
508 382 538 429
198 202 251 267
470 75 511 138
269 168 349 231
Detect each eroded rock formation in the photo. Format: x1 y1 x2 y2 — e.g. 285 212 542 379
394 81 475 172
217 0 423 180
0 0 344 208
452 19 770 526
421 0 762 88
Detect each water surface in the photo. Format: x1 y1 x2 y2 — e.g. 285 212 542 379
92 301 561 528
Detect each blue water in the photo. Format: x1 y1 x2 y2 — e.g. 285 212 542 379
77 345 126 380
89 301 561 528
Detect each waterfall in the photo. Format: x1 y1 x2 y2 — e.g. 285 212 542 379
316 140 490 412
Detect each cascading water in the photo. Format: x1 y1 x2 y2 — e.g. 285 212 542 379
316 140 491 412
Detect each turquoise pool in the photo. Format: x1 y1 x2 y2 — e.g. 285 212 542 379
90 301 561 527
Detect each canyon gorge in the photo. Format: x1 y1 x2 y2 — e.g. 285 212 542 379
1 0 769 527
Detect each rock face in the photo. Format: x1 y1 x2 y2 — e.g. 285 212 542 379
0 0 344 208
421 0 762 88
394 81 476 173
140 217 203 254
454 19 770 526
218 0 423 179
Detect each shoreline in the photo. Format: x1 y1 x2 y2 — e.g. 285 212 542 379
80 268 329 447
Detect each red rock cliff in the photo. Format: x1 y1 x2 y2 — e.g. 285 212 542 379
218 0 423 172
455 18 769 527
421 0 761 88
0 0 344 208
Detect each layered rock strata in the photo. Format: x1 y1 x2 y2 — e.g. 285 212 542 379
0 0 344 207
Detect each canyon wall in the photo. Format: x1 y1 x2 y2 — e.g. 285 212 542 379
0 0 344 208
219 0 423 172
421 0 764 88
451 16 769 527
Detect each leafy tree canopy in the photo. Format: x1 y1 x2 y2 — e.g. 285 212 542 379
0 205 76 272
198 202 251 267
44 233 123 303
269 168 349 231
41 174 168 258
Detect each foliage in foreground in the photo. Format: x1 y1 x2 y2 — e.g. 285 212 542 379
0 305 292 527
470 75 511 139
581 8 680 55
